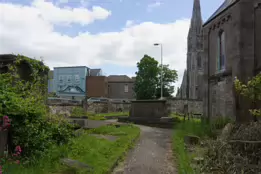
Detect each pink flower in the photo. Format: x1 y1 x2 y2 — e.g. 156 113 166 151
3 116 9 120
15 146 22 153
15 160 20 165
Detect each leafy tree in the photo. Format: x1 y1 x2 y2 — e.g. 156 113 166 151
156 65 178 98
234 73 261 120
134 55 178 99
134 55 159 99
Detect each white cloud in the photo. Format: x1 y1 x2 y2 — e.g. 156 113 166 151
125 20 134 27
0 0 189 90
147 1 162 12
57 0 68 4
30 0 111 26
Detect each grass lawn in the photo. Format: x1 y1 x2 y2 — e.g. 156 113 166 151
172 120 214 174
169 113 201 122
88 112 129 120
5 124 140 174
172 116 231 174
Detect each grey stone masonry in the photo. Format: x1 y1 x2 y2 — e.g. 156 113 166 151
202 0 261 122
177 0 204 100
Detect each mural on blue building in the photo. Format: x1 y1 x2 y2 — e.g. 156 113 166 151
53 66 89 100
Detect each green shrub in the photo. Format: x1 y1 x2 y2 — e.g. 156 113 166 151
0 55 75 161
71 107 87 117
210 117 232 130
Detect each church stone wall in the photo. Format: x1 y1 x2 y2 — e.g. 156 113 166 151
167 99 203 115
203 1 240 120
203 0 261 122
255 2 261 72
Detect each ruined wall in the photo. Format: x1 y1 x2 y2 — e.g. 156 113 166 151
47 98 82 106
48 105 76 117
167 99 203 115
47 98 82 116
86 102 131 113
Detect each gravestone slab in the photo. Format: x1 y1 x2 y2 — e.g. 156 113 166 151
61 158 93 171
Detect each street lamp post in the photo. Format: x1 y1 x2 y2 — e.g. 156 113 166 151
154 43 163 100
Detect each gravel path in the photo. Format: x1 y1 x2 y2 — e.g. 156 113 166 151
113 125 177 174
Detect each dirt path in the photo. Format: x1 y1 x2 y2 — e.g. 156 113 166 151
113 125 177 174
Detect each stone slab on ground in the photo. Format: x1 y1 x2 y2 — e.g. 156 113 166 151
60 158 93 171
90 134 119 142
113 125 177 174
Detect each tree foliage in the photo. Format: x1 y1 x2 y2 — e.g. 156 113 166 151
134 55 159 99
0 55 75 161
134 55 178 99
156 64 178 98
234 73 261 118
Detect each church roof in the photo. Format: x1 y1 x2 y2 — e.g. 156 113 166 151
203 0 238 26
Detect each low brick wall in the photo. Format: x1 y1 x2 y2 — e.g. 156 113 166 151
167 98 203 115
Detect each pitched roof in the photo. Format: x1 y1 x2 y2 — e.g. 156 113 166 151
204 0 238 26
107 75 135 82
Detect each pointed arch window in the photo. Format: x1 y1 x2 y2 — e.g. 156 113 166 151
217 30 226 71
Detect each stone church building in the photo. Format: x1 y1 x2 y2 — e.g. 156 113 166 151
176 0 204 100
177 0 261 122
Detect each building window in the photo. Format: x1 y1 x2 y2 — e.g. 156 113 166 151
124 84 128 93
75 75 80 83
217 30 226 71
67 75 72 83
59 75 63 83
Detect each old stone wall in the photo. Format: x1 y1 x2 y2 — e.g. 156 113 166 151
47 98 82 106
130 100 169 118
209 76 234 119
48 105 75 117
86 102 131 113
167 99 203 115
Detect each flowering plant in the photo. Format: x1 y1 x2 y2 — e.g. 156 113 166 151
0 116 11 131
0 116 22 174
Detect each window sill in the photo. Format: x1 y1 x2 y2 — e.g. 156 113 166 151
209 69 232 81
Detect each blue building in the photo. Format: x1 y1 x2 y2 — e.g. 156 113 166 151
51 66 90 100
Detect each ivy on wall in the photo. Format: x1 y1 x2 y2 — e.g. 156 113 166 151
0 55 74 161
